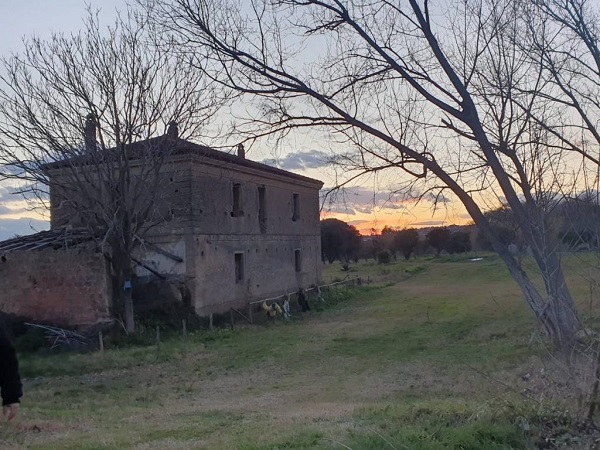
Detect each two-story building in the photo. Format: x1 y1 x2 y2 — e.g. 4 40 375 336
0 124 323 326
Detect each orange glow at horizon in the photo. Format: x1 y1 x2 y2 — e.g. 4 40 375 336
321 208 473 235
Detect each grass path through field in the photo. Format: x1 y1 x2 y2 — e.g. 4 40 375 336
0 255 555 449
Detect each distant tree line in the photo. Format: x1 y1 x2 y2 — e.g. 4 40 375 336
477 196 600 254
320 219 472 267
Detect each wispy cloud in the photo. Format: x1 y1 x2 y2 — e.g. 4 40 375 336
410 220 446 227
380 203 405 210
262 150 330 171
348 220 370 226
323 186 412 215
0 205 28 215
323 205 356 215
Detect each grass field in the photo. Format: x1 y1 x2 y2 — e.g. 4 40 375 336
1 253 598 449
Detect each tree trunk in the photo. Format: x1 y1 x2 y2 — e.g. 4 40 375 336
530 236 579 353
123 264 135 334
496 245 578 355
462 193 579 355
110 238 135 334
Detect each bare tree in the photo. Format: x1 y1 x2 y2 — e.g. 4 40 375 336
140 0 600 353
0 9 230 333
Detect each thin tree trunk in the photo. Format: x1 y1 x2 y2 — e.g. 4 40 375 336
111 237 135 334
123 264 135 334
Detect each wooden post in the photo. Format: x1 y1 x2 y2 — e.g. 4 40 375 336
98 330 104 353
248 304 253 325
182 319 187 339
229 309 234 330
155 325 160 353
209 313 214 332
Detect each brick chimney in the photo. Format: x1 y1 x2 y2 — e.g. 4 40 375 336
167 121 179 139
237 143 245 159
84 113 97 152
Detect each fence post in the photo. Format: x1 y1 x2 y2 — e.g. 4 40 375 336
209 313 214 332
182 319 187 339
248 304 253 325
229 309 234 330
155 325 160 354
98 330 104 353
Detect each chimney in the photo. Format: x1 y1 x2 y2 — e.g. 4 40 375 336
167 121 179 139
237 143 245 159
84 113 97 152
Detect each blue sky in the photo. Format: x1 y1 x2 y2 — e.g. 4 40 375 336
0 1 470 240
0 1 126 240
0 1 125 54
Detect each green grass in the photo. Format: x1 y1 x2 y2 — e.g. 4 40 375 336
3 254 598 449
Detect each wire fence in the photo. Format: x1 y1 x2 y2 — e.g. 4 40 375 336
229 275 367 328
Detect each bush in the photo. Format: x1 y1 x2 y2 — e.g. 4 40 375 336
14 328 47 353
377 250 391 264
405 265 426 275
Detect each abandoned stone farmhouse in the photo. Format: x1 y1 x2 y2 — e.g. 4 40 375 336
0 125 324 328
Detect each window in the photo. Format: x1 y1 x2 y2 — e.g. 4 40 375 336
294 249 302 272
231 183 243 217
234 252 245 282
292 193 300 221
258 186 267 233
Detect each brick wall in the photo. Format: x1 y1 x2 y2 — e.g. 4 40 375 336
0 247 111 328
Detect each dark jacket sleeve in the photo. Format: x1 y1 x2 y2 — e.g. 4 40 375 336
0 323 22 405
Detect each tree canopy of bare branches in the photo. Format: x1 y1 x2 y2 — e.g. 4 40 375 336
143 0 600 353
0 8 231 332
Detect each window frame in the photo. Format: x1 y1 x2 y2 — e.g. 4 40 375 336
234 252 245 282
231 182 243 217
292 193 300 221
294 248 302 272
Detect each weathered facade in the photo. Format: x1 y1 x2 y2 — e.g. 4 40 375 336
0 134 323 325
122 145 324 315
0 230 112 327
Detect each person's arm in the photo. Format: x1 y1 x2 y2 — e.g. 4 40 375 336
0 324 22 419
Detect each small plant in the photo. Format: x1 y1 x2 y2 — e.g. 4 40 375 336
405 265 426 275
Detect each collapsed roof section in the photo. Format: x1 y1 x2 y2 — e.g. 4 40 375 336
0 228 92 255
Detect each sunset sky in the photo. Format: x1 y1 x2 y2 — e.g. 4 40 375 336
0 0 473 240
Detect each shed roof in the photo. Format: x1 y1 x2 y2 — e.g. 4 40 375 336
0 228 92 254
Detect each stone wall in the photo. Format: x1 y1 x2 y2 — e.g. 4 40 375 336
0 247 111 328
192 234 321 315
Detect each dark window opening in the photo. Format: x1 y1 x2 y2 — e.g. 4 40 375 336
292 193 300 221
258 186 267 233
294 249 302 272
235 252 244 282
231 183 243 217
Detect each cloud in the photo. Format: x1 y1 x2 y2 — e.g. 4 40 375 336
0 218 49 241
379 202 405 210
409 220 447 226
348 220 370 226
323 205 356 215
0 185 12 202
0 205 28 215
263 150 330 171
424 192 452 203
354 206 373 214
323 186 410 216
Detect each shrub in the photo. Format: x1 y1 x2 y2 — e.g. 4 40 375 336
377 250 391 264
14 328 47 353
